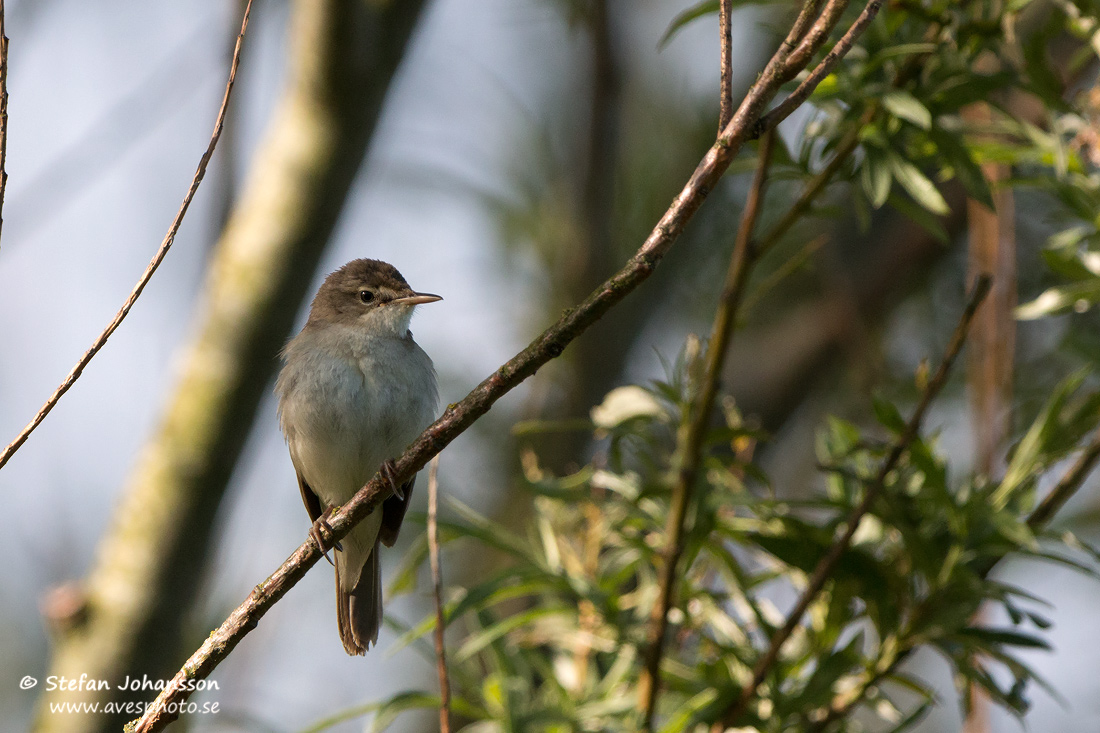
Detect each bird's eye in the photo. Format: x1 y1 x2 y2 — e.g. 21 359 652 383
359 289 375 303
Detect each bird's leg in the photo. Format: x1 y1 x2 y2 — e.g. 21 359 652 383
310 506 343 566
380 459 404 500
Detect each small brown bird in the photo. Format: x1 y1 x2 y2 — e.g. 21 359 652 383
275 259 440 654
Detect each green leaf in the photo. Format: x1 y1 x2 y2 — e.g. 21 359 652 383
887 152 951 215
657 0 786 49
798 633 864 708
1040 246 1095 283
882 90 933 130
872 394 908 435
455 606 572 662
956 626 1052 651
658 0 717 49
1017 280 1100 319
931 129 995 209
657 688 720 733
995 370 1088 506
885 699 934 733
861 147 893 208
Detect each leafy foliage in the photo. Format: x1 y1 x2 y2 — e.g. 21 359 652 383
324 351 1100 733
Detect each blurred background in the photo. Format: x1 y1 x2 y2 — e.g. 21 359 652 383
1 1 1100 732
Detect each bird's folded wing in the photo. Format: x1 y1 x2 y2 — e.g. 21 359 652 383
297 470 324 523
379 477 415 547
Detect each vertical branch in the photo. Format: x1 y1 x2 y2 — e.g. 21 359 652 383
962 80 1015 733
427 456 451 733
719 0 733 132
720 276 992 726
0 0 9 248
0 0 253 472
965 107 1016 479
639 130 776 729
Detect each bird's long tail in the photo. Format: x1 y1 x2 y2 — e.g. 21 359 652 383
335 538 382 655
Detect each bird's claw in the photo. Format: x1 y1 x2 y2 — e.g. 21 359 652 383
310 507 343 566
381 459 403 500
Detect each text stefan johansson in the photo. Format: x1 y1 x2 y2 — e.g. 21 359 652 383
44 675 219 692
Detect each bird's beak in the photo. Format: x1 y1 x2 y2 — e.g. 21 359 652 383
390 291 443 306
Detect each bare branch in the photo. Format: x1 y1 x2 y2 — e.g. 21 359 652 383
129 4 886 729
782 0 829 61
1028 429 1100 529
721 274 992 726
779 0 850 83
758 0 884 134
0 0 9 247
719 0 733 132
427 456 451 733
0 0 253 472
639 129 776 729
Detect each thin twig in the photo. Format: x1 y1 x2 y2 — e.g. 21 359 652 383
786 0 828 50
758 0 884 134
754 21 934 255
639 130 776 729
721 274 992 726
0 0 253 473
740 233 827 317
1027 428 1100 529
130 4 885 729
0 0 9 248
779 0 850 84
719 0 734 133
427 456 451 733
754 123 862 258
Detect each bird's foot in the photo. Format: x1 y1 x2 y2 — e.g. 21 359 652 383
381 459 403 500
310 507 343 566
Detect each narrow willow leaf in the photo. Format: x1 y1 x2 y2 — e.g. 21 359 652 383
931 129 995 209
657 0 786 49
455 606 573 663
995 370 1088 506
887 152 951 215
883 90 933 129
657 688 720 733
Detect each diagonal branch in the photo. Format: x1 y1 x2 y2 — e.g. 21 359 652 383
721 274 992 726
638 129 776 729
130 3 887 730
0 0 253 472
1027 428 1100 530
